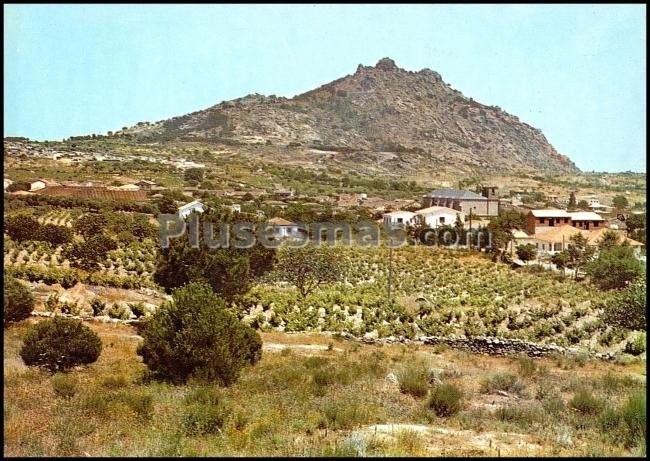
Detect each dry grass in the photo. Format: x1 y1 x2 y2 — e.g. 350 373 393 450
3 319 646 456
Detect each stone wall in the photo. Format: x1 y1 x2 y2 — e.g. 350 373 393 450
344 332 616 361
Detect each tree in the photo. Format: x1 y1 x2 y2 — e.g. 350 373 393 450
184 168 204 183
601 279 646 330
136 282 262 385
625 213 646 245
551 251 570 274
20 317 101 371
6 181 31 192
274 246 343 298
73 213 108 240
4 214 40 242
612 195 629 210
4 273 35 327
154 237 275 301
566 233 596 278
597 229 622 251
515 243 537 262
154 194 177 214
576 200 589 210
568 192 577 211
35 224 73 246
63 233 117 271
587 245 644 290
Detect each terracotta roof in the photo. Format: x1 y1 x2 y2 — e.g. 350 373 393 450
534 225 588 243
586 227 644 247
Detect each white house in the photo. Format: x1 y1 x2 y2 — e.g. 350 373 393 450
175 159 206 170
227 204 241 213
4 178 13 191
414 206 465 228
266 217 304 239
382 211 415 226
178 200 206 219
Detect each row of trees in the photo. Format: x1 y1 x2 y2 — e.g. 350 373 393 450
4 214 73 245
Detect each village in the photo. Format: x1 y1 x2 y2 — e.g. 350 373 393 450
4 163 645 263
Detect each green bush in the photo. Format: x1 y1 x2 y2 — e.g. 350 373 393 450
427 383 463 417
323 401 371 429
494 405 542 428
397 365 430 398
516 356 538 378
20 317 102 372
569 389 603 415
624 332 646 356
182 387 230 435
120 392 154 420
101 374 129 389
136 282 262 385
107 303 131 320
619 391 646 449
51 373 78 398
4 273 35 327
128 302 147 318
90 298 106 317
479 372 525 396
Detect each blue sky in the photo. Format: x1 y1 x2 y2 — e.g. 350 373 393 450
4 4 646 172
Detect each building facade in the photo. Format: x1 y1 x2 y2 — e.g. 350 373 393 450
421 189 499 216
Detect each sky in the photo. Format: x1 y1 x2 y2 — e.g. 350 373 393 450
4 4 646 172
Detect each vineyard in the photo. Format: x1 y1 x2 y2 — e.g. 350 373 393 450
3 238 158 289
238 246 630 352
36 209 81 227
36 186 148 202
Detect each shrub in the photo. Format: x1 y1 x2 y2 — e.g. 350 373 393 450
51 373 78 398
136 282 262 385
107 303 131 320
182 387 230 435
90 298 106 317
323 401 371 429
569 389 603 415
20 317 102 371
516 356 538 378
4 273 35 327
427 383 463 417
479 372 525 396
624 332 646 356
494 405 542 428
397 365 430 398
101 374 129 389
587 246 645 290
120 392 154 420
128 302 147 318
619 391 646 449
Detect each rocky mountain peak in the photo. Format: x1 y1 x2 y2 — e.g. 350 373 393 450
123 58 579 175
375 57 399 71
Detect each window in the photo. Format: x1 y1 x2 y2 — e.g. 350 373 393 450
397 218 403 223
539 218 545 224
439 217 445 224
564 218 569 223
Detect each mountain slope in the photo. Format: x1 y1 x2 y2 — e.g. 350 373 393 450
125 58 578 174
